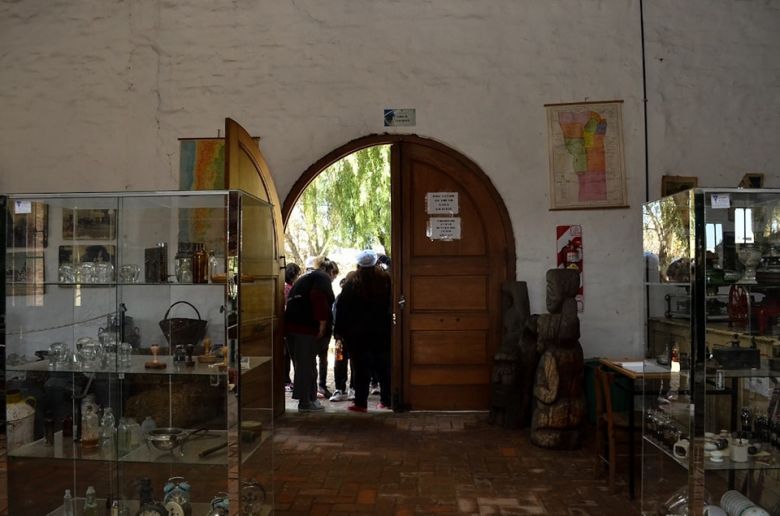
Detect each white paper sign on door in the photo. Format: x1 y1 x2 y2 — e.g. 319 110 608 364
425 192 459 215
427 217 461 241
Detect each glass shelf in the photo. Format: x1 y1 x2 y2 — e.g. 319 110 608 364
644 434 780 471
9 427 271 467
6 355 271 375
46 499 272 516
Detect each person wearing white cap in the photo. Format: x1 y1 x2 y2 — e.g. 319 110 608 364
334 250 392 412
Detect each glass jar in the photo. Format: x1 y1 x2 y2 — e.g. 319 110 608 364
118 341 133 368
125 417 142 449
175 256 193 283
48 342 66 368
58 264 75 283
76 337 102 369
81 405 100 448
75 262 95 283
94 262 114 283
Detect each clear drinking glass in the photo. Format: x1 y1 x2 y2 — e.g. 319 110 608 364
118 264 140 283
58 264 75 283
118 341 133 368
95 262 114 283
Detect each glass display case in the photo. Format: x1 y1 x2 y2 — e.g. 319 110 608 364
3 191 276 515
642 188 780 515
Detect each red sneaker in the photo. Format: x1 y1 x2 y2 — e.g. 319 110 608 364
348 404 367 413
376 402 391 410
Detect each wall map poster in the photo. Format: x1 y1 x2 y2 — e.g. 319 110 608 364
545 100 627 210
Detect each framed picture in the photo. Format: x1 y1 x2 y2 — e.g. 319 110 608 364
62 208 116 240
661 175 698 197
545 100 628 210
5 251 45 296
738 173 764 189
59 244 116 266
5 200 48 248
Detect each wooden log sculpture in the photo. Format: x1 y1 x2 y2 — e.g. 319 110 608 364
530 269 586 449
489 281 538 428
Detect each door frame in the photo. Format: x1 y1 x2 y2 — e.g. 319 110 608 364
282 134 516 410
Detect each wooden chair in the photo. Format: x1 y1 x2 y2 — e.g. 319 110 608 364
593 367 631 492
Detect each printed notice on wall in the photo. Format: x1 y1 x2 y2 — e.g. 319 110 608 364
425 192 459 214
711 193 730 209
427 217 461 241
14 200 32 214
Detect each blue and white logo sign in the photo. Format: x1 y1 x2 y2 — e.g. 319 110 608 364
384 108 416 127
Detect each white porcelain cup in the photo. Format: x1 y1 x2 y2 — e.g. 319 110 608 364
673 438 689 459
730 439 749 462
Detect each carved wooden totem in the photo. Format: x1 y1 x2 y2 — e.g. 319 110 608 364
530 269 586 449
489 281 539 428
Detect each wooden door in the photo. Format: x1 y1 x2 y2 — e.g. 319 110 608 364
224 118 286 416
395 140 514 410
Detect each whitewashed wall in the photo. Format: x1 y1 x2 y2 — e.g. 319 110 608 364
1 0 778 358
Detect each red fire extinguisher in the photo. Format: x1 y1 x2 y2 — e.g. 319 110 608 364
563 239 582 270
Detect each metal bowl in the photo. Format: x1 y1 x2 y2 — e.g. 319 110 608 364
145 427 188 451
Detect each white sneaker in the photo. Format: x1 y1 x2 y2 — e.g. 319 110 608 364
347 388 355 400
329 390 348 402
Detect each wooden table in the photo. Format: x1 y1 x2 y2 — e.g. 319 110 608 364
598 358 672 499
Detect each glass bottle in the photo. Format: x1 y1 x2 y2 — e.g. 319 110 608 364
117 417 130 455
193 243 208 283
81 405 100 448
84 486 98 516
100 407 116 450
44 412 55 446
62 413 73 438
63 489 75 516
207 249 217 283
141 416 157 437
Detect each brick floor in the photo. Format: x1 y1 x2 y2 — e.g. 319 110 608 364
272 410 641 515
0 413 640 515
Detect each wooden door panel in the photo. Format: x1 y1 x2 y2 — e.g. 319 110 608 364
224 118 285 416
411 331 488 364
410 385 490 410
400 141 512 410
410 366 489 385
409 313 489 331
410 275 487 311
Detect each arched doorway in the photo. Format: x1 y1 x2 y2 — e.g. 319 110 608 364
283 135 516 410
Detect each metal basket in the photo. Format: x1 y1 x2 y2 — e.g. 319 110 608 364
158 301 208 347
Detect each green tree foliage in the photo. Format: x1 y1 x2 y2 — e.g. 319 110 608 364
643 194 690 278
285 145 391 267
